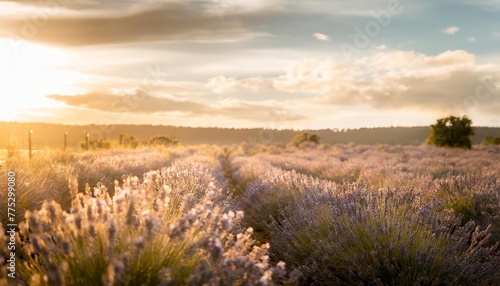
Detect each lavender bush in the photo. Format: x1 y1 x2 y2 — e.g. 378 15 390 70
268 187 499 285
230 145 499 284
0 149 176 225
1 154 282 285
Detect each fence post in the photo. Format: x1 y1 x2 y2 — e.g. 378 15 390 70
64 132 67 151
29 130 33 161
86 133 89 151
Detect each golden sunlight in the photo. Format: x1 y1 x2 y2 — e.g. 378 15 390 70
0 39 81 121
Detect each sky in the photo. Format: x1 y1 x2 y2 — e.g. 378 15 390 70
0 0 499 129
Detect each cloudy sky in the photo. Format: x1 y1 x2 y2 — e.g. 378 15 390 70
0 0 499 129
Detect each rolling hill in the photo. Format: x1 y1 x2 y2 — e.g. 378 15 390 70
1 122 500 149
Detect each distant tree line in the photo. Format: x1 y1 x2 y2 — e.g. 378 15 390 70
482 136 500 145
79 134 179 150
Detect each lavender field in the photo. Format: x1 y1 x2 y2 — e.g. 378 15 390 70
0 144 499 285
2 0 500 284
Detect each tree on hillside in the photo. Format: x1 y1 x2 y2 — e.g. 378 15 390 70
482 136 500 145
290 132 321 147
426 115 474 149
149 135 179 147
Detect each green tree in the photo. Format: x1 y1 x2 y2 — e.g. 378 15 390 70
291 132 321 147
482 136 500 145
426 115 474 149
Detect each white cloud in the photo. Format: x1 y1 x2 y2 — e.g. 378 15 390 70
442 26 460 35
207 76 239 93
469 37 476 42
0 1 280 46
209 50 500 116
47 89 306 121
313 33 330 42
207 75 275 93
374 44 388 50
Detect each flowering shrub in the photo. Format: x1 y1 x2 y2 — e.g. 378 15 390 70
1 156 282 285
256 145 500 188
0 152 75 224
240 169 339 241
435 173 500 242
225 155 280 196
231 145 499 284
0 149 176 225
268 188 499 285
0 144 498 285
70 149 176 195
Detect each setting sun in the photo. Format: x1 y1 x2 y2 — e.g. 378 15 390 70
0 40 82 121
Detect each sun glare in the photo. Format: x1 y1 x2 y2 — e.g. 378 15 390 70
0 39 81 121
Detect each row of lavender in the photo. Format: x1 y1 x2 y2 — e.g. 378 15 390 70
252 144 500 240
228 144 499 284
0 149 284 285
